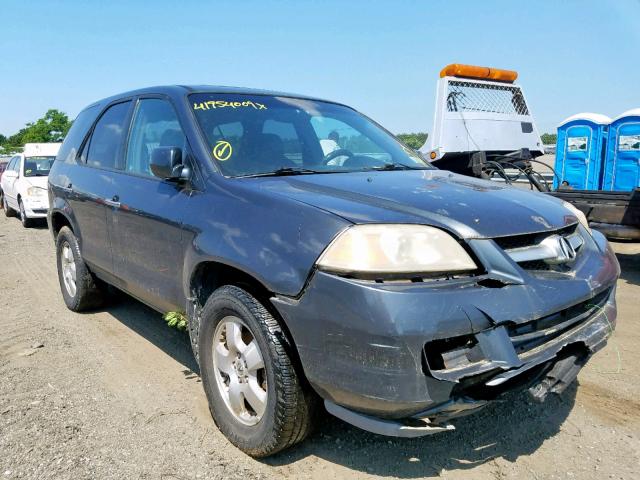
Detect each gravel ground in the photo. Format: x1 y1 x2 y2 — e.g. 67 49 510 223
0 213 639 479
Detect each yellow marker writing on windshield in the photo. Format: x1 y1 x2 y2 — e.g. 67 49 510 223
193 100 267 111
213 140 233 161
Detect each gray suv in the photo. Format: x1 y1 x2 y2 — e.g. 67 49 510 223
48 86 619 457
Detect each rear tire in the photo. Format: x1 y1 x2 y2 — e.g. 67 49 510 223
18 199 32 228
3 194 15 217
199 285 317 457
55 226 105 311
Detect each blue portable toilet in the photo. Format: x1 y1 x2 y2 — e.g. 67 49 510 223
602 108 640 191
554 113 610 190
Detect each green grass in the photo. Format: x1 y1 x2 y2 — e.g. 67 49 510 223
163 311 188 331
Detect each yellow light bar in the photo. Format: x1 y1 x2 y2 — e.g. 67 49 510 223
440 64 518 83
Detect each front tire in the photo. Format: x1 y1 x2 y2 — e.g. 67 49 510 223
55 226 104 311
199 285 316 457
18 199 32 227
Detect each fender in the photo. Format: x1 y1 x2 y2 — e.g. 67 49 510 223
181 177 351 299
48 194 82 245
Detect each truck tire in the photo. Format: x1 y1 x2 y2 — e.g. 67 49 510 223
198 285 317 457
55 226 104 311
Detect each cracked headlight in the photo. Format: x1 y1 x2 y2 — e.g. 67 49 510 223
26 187 46 197
562 201 591 234
316 224 477 274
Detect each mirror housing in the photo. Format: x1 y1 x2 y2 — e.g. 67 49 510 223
150 147 190 181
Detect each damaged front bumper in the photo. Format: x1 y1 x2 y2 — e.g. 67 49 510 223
272 229 620 437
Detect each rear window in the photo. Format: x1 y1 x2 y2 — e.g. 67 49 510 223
446 80 529 115
86 101 132 169
57 105 101 164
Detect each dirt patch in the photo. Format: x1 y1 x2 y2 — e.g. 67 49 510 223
578 381 640 426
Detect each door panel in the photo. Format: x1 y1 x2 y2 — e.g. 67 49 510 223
612 123 640 191
109 98 189 312
66 170 114 272
2 157 20 207
109 173 188 311
73 100 132 273
563 126 591 189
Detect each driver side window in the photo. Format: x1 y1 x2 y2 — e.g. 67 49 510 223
310 117 391 165
125 98 186 177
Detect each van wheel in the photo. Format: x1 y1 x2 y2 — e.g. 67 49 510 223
18 199 32 227
199 285 317 457
55 226 104 311
2 194 15 217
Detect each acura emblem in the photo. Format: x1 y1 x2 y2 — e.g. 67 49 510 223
540 234 577 265
558 236 577 262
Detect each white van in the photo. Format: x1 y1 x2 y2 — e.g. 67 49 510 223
1 143 61 227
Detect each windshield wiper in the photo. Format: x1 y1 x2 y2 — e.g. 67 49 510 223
366 163 428 171
240 167 323 178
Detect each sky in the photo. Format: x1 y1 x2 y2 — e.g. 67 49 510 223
1 0 639 136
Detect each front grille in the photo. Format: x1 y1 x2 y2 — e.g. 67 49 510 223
493 224 577 251
493 223 582 271
507 288 611 354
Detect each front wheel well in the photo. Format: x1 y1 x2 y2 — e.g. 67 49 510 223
190 261 273 309
188 262 307 382
50 211 73 239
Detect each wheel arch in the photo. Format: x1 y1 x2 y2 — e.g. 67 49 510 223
50 210 74 237
186 260 307 382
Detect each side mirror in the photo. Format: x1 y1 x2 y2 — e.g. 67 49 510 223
150 147 190 181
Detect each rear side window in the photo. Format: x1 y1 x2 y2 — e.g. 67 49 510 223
57 105 101 164
86 101 132 169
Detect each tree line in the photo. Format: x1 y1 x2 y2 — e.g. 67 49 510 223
0 109 558 156
0 109 72 154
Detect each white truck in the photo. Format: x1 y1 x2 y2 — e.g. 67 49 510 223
421 64 544 179
420 64 639 239
1 142 61 227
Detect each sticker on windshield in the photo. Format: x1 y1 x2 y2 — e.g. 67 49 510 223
619 134 640 151
193 100 267 111
25 169 32 174
567 136 588 152
212 140 233 161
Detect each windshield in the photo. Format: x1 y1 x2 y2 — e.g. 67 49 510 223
23 156 55 177
189 93 432 177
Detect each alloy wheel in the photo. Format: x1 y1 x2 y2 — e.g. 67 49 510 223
61 242 77 297
212 316 267 426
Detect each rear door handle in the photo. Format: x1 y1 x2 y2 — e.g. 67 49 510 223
104 195 120 208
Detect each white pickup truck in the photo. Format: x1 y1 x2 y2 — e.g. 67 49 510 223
1 142 61 227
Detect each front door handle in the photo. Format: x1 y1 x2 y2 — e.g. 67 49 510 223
104 195 120 208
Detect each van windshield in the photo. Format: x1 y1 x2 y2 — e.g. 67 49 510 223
23 156 55 177
189 93 432 177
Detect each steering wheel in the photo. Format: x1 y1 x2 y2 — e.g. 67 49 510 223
322 148 354 166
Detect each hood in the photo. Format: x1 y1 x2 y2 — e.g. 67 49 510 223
23 176 49 190
250 170 578 239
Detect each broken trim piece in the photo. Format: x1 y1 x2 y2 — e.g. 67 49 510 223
324 400 455 438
